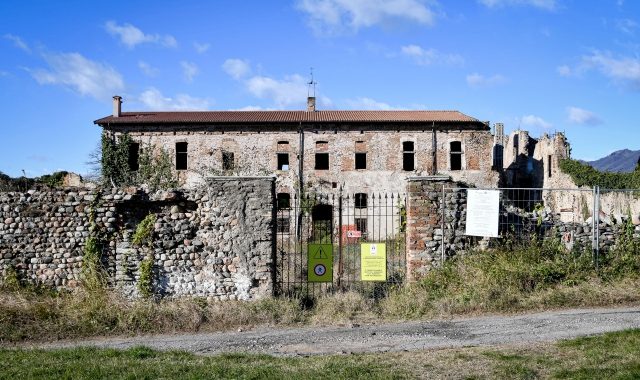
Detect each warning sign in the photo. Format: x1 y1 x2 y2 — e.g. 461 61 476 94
308 244 333 282
361 243 386 281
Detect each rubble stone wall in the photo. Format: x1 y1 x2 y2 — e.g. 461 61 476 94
0 177 275 300
406 178 640 279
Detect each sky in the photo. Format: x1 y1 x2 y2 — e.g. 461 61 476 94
1 0 640 178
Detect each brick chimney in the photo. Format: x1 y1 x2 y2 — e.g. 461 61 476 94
307 96 316 112
113 95 122 117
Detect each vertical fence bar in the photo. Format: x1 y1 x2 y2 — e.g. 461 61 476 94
441 184 445 263
596 186 600 268
338 187 343 292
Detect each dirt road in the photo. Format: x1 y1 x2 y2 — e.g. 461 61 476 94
43 306 640 357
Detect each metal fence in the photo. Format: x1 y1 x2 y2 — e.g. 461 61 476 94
441 186 640 264
275 190 406 300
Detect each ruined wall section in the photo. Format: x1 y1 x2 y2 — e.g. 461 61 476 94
0 178 275 300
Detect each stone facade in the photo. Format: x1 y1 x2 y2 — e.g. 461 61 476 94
0 177 275 300
95 98 501 198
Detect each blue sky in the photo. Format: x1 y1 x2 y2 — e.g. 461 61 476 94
1 0 639 178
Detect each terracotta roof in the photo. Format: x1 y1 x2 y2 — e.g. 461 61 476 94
95 110 480 124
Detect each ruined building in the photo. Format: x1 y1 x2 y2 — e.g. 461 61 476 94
95 96 571 195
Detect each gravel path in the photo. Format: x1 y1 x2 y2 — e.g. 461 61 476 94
42 306 640 357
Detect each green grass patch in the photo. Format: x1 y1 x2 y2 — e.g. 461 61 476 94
2 329 640 379
0 346 408 380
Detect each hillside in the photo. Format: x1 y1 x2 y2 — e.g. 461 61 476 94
589 149 640 173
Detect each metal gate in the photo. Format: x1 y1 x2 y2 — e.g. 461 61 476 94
275 190 406 299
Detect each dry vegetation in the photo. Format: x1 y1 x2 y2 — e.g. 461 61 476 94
2 235 640 344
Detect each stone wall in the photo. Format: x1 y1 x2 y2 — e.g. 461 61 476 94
0 177 275 300
406 178 640 279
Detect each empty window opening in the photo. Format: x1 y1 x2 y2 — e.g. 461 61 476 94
277 193 291 209
128 142 140 171
315 153 329 170
355 218 367 236
277 218 290 234
277 153 289 170
355 193 368 209
312 204 333 243
450 141 462 171
403 141 415 171
355 153 367 169
548 155 552 177
493 145 504 169
222 151 234 171
176 142 188 170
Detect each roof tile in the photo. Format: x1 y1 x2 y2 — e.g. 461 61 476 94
94 110 480 124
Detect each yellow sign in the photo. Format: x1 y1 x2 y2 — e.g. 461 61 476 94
308 244 333 282
361 243 386 281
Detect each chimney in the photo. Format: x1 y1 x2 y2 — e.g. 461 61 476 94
307 96 316 112
113 95 122 117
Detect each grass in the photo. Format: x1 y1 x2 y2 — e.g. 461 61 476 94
2 235 640 344
1 329 640 379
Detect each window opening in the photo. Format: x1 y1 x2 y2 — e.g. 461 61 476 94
312 204 332 243
129 142 140 171
450 141 462 171
277 153 289 170
315 153 329 169
355 218 367 236
548 155 552 177
355 153 366 169
315 141 329 170
403 141 415 171
176 142 188 170
277 218 290 233
355 193 368 209
277 193 291 209
222 151 234 171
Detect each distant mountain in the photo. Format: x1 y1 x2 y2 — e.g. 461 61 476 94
588 149 640 173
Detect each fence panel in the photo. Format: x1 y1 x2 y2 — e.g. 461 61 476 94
275 191 406 299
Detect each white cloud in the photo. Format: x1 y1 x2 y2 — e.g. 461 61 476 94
466 73 507 88
579 51 640 90
194 42 210 53
229 105 278 111
26 52 125 101
565 107 603 126
478 0 557 10
0 71 9 77
296 0 437 35
224 61 333 109
104 21 177 49
616 19 639 35
137 87 209 110
557 65 571 76
521 115 552 129
138 61 159 77
401 45 464 66
346 97 409 110
222 59 252 79
3 34 30 53
180 61 199 83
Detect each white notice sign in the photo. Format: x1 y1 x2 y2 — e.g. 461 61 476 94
465 190 500 238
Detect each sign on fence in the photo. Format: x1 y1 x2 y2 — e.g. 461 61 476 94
361 243 386 281
308 244 333 282
465 189 500 238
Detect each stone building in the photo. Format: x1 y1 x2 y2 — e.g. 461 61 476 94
95 96 504 197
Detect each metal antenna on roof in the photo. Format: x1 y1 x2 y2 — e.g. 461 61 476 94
307 68 317 97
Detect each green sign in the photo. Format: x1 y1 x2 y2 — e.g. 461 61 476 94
308 244 333 282
361 243 386 281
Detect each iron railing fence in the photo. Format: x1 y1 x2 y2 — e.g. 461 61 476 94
275 191 406 300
